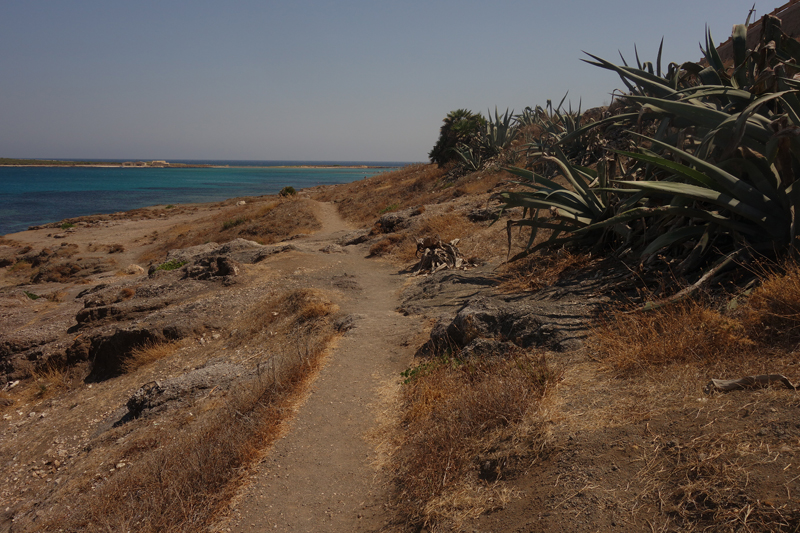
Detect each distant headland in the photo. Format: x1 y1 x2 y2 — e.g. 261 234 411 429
0 158 394 169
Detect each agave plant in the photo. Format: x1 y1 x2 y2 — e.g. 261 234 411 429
495 148 619 258
453 144 483 171
497 9 800 300
480 107 518 156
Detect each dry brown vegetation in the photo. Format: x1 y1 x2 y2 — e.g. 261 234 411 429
497 248 592 292
575 260 800 532
8 288 341 533
121 341 180 373
385 350 556 531
138 197 321 264
312 163 507 227
593 258 800 375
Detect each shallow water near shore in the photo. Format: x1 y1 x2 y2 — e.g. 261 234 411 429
0 162 405 235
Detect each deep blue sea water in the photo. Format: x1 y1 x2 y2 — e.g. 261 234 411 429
0 161 410 236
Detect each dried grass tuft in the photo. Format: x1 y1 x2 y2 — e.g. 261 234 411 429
387 351 555 530
592 300 752 374
34 289 339 533
740 259 800 345
122 340 179 373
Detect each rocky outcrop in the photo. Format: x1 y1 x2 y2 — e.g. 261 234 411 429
417 295 589 357
125 363 247 418
183 256 240 280
64 325 195 380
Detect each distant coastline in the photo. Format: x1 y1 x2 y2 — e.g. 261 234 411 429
0 157 399 169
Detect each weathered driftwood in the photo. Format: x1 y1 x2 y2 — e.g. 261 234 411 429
413 236 472 275
706 374 798 393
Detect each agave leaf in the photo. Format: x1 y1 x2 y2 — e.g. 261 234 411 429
556 112 638 148
718 157 784 207
575 204 761 237
495 192 592 223
582 52 676 98
641 225 709 258
613 148 721 191
703 26 725 72
698 66 724 86
626 95 746 133
503 166 566 192
779 94 800 127
615 180 781 237
542 149 604 217
675 86 754 103
726 91 797 156
626 134 781 215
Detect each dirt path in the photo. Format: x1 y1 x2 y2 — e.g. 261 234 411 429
219 202 421 532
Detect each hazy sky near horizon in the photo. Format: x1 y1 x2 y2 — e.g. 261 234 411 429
0 1 763 161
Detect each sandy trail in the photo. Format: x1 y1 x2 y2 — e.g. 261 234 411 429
221 201 420 532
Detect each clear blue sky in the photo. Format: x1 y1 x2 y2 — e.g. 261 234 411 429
0 0 764 162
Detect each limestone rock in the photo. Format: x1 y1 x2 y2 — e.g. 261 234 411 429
125 264 145 275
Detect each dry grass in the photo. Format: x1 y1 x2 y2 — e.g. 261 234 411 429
368 212 480 264
28 363 74 400
634 428 800 532
585 259 800 531
121 340 179 373
740 260 800 345
593 258 800 375
498 248 592 292
387 350 555 531
32 288 340 533
37 366 318 532
139 198 321 264
592 299 753 374
312 163 509 227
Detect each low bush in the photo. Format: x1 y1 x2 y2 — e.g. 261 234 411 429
221 217 248 230
155 259 187 271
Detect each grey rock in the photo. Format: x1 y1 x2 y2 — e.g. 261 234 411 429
126 363 246 417
320 244 344 254
182 256 240 280
214 238 262 254
418 295 582 356
165 243 219 263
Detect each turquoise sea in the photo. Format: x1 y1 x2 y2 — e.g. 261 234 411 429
0 160 408 236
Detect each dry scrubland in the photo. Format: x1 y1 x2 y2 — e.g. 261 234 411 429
5 12 800 530
0 156 798 532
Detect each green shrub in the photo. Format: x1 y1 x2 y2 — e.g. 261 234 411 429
59 222 75 230
155 259 187 271
222 217 248 230
24 291 40 300
279 186 296 197
429 109 486 167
